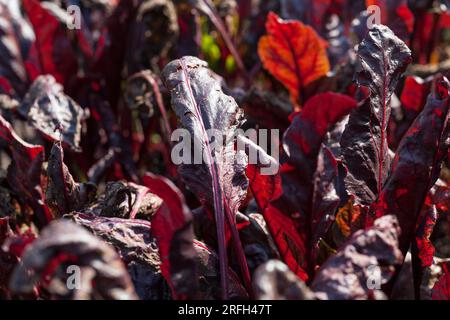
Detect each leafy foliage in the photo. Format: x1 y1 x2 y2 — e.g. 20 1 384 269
0 0 448 301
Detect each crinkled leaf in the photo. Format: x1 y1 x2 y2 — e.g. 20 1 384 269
9 220 138 300
68 213 170 300
79 205 247 300
161 56 249 298
161 56 248 217
20 75 84 151
312 215 403 300
253 260 315 300
258 12 330 106
341 25 412 205
371 77 450 257
85 181 162 221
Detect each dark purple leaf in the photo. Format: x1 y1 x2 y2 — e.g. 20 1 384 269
84 181 162 221
70 212 247 299
238 88 293 133
161 56 250 298
9 220 138 300
341 25 412 205
69 213 170 300
263 92 358 280
20 75 85 151
311 215 403 300
371 76 450 259
45 142 97 217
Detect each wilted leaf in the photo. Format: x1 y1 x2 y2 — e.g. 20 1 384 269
258 12 330 106
68 213 170 300
9 220 138 300
20 75 85 151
